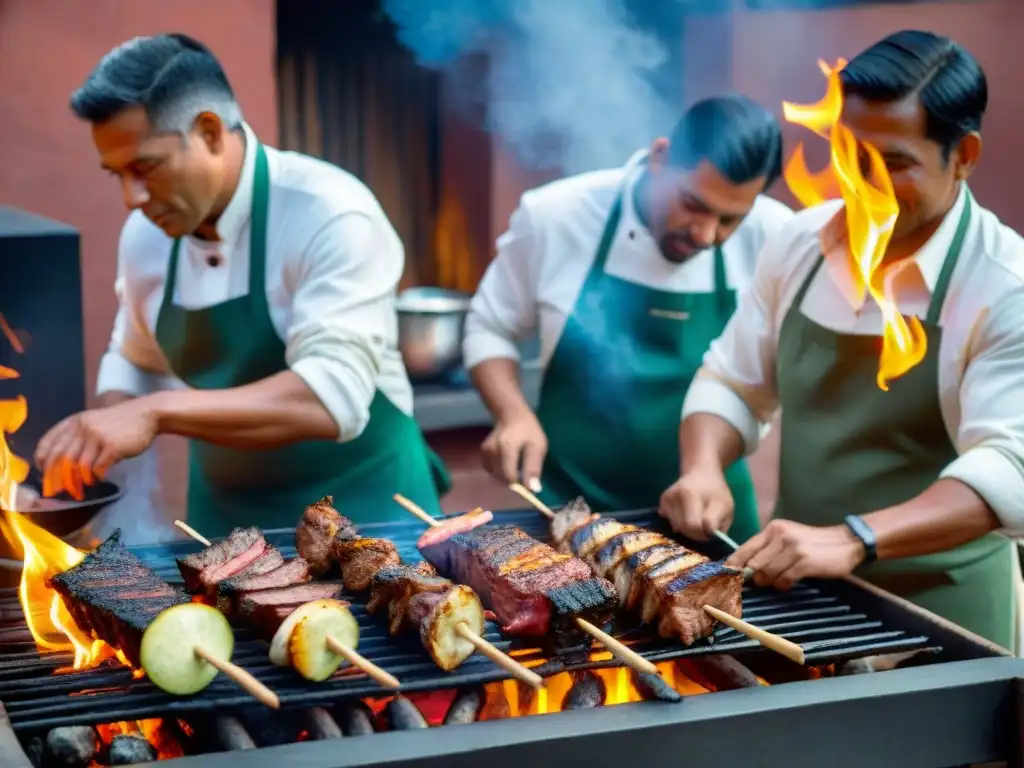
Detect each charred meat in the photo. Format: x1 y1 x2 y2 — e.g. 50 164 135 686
176 527 267 592
215 557 314 614
295 496 358 576
334 538 401 591
237 581 346 637
417 512 617 652
50 531 190 667
551 497 743 645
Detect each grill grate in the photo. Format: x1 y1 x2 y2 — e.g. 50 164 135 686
0 508 933 731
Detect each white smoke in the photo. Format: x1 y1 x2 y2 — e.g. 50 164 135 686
383 0 684 174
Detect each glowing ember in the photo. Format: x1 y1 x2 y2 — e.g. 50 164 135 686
783 59 926 390
0 360 126 671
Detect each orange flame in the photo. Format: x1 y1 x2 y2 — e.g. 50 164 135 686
783 59 927 389
0 366 126 671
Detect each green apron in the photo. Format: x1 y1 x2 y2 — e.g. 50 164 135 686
775 189 1018 650
534 179 760 544
154 143 446 538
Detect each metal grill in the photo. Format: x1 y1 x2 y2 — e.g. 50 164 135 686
0 508 933 731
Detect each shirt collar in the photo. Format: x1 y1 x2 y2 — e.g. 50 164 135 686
819 182 968 297
188 122 259 247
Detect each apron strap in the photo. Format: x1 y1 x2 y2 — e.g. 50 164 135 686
925 187 973 326
712 244 730 314
792 253 826 312
164 240 182 308
589 193 625 275
248 144 271 312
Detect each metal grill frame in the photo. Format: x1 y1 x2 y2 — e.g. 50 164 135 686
0 508 958 731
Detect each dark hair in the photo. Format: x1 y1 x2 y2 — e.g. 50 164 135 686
667 94 784 188
839 30 986 160
69 33 242 131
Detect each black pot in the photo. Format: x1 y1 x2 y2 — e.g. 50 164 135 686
11 473 124 538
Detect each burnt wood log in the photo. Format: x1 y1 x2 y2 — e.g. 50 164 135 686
303 708 343 741
561 670 606 710
443 687 484 725
631 670 683 702
382 696 428 730
335 703 375 736
208 717 255 751
682 656 763 690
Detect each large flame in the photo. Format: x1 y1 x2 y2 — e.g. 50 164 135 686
783 59 927 390
0 367 126 670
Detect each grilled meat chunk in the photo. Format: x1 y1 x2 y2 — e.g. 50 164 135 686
295 496 358 576
215 557 313 614
237 581 345 637
334 538 401 591
551 497 599 552
176 527 267 592
50 532 189 667
418 523 617 652
553 498 744 645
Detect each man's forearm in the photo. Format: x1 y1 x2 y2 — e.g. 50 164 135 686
147 370 339 448
98 391 134 408
863 478 1000 560
680 413 745 475
470 358 533 422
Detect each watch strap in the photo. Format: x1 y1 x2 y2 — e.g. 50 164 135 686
843 515 878 564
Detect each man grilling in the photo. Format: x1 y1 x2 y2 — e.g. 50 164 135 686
663 30 1024 649
33 34 446 537
465 95 793 545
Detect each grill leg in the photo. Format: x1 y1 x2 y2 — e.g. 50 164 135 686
0 702 32 768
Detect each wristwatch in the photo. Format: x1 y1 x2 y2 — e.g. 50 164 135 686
843 515 878 564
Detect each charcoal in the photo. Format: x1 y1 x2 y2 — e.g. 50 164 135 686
336 703 375 736
383 696 428 730
44 726 99 767
207 717 255 751
49 533 188 667
443 687 484 725
237 709 291 747
303 708 343 741
108 733 156 765
631 670 683 703
24 735 44 768
561 670 606 709
176 527 266 592
837 657 876 676
682 656 762 690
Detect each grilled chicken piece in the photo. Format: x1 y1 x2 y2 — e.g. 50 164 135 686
51 531 190 667
334 538 401 591
295 496 358 576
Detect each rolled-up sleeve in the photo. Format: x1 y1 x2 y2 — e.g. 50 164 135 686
462 201 539 370
681 224 786 455
940 289 1024 530
286 212 402 442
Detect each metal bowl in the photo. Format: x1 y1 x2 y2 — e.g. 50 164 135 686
396 287 472 379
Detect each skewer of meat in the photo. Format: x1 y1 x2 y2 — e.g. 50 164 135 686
508 485 807 664
49 531 280 707
174 520 400 688
295 498 544 689
393 495 659 677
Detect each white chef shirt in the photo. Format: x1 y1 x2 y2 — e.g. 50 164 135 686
463 152 796 370
682 184 1024 530
96 123 413 442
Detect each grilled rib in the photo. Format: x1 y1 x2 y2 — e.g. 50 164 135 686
50 531 190 667
416 513 618 653
550 497 743 645
293 499 485 672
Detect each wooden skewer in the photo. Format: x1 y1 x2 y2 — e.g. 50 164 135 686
193 645 281 709
393 495 657 679
174 520 403 690
508 483 555 519
174 520 211 547
703 605 806 665
507 489 803 665
324 636 401 689
711 530 755 581
390 497 544 688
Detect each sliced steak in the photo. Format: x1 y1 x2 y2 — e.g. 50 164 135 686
215 557 313 614
237 581 345 637
50 531 189 667
176 527 266 592
295 496 358 576
417 524 617 653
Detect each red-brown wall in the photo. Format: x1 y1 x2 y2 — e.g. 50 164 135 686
0 0 278 402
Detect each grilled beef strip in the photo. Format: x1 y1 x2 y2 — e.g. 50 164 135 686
215 557 314 614
50 531 190 667
417 513 618 653
237 581 346 638
551 498 743 645
176 527 267 592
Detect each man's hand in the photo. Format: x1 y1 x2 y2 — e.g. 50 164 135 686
34 397 160 500
481 412 547 490
659 468 735 541
726 519 865 590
